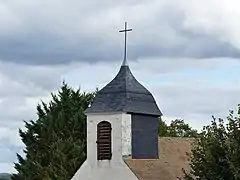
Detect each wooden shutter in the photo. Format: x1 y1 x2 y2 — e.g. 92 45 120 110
97 121 112 160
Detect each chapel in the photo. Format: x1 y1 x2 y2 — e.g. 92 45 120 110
71 23 191 180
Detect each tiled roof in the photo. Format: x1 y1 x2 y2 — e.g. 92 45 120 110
125 137 193 180
86 65 162 116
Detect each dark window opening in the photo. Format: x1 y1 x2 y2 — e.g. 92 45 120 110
96 121 112 160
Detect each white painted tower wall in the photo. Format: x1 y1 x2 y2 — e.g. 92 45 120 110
121 113 132 157
71 112 138 180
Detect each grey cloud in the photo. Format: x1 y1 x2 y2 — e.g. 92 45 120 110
0 1 240 65
0 97 36 127
0 61 70 92
0 34 122 65
130 5 240 60
152 84 240 129
179 32 240 59
129 36 240 60
0 62 65 128
1 30 238 65
0 130 23 167
0 147 18 163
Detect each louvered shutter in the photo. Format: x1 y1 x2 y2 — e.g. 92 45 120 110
97 121 112 160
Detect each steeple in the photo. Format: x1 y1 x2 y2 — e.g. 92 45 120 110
86 22 162 116
72 23 162 180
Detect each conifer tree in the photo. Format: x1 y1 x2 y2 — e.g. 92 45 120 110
12 83 94 180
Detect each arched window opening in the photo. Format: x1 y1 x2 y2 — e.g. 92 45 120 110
97 121 112 160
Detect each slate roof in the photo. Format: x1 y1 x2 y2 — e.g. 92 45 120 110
86 64 162 116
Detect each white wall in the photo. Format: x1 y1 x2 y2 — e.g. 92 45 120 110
71 112 138 180
121 113 132 157
86 112 123 166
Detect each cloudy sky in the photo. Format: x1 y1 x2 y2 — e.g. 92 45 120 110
1 0 240 173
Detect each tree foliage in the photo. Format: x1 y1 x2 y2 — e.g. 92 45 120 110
183 105 240 180
158 118 198 137
12 83 94 180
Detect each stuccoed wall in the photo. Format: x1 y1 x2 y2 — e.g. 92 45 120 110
121 113 132 157
71 112 138 180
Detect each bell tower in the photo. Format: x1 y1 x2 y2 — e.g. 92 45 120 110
71 23 162 180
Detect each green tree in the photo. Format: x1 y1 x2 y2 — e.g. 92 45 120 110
168 119 198 137
158 117 169 137
158 118 198 137
183 106 240 180
12 83 94 180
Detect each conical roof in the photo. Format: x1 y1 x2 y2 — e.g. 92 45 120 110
86 64 162 116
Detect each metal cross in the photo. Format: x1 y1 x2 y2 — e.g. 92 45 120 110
119 22 132 66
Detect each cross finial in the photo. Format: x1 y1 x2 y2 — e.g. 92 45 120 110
119 22 132 66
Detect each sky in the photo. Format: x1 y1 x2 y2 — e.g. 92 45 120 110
1 0 240 173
